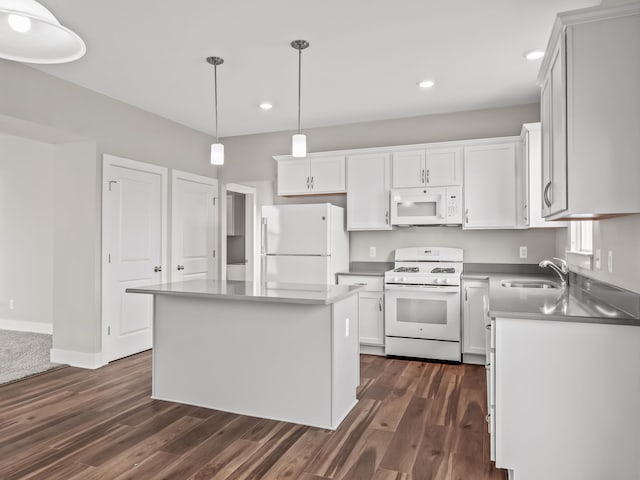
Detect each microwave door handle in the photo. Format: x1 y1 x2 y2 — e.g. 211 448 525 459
439 195 446 219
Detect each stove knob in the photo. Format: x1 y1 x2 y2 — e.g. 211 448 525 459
402 277 408 283
441 278 449 285
433 278 442 284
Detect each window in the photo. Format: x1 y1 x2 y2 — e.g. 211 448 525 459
569 221 593 254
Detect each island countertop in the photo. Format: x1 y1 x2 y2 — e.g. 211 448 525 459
126 279 362 305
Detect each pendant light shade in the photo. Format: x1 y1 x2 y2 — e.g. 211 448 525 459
291 39 309 158
211 143 224 166
207 56 224 166
0 0 86 64
292 134 306 158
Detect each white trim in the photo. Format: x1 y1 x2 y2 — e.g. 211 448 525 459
566 250 593 271
0 319 53 335
50 348 107 370
170 169 219 282
101 154 168 363
272 135 521 161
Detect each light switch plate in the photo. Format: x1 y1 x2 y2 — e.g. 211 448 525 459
519 246 528 259
369 246 376 257
607 250 613 273
595 249 601 269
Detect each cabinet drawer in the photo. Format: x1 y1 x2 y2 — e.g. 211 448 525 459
337 275 383 292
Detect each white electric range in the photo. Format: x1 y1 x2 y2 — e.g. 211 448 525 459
384 247 463 362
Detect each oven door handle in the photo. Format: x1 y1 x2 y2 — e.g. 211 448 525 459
385 284 460 294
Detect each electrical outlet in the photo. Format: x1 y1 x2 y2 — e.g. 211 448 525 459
595 249 601 270
369 246 376 258
519 246 527 259
607 250 613 273
9 299 14 310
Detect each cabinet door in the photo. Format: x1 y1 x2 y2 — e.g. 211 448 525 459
425 147 462 186
358 292 384 346
277 159 310 195
309 156 346 194
541 35 567 217
463 280 488 356
463 143 518 229
392 150 425 188
346 153 392 230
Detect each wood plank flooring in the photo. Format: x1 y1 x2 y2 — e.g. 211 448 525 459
0 351 506 479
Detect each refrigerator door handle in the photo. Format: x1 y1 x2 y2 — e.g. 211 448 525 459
261 217 267 255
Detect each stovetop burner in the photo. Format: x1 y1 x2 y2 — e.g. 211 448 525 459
431 267 456 274
393 267 420 273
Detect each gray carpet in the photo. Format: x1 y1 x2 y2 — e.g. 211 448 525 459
0 329 65 385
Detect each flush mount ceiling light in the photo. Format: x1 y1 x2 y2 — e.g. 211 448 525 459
524 49 545 60
418 79 435 89
291 39 309 158
207 56 224 166
0 0 86 63
259 102 273 110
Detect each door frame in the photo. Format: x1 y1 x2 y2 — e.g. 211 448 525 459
170 169 219 282
101 154 168 364
221 183 259 283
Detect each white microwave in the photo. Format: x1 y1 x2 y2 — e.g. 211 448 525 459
390 186 462 225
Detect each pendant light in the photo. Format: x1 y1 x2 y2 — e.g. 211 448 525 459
0 0 86 64
207 56 224 166
291 39 309 158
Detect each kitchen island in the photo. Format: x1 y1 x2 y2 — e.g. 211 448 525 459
126 280 361 430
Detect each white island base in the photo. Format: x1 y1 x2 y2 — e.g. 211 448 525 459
148 286 359 430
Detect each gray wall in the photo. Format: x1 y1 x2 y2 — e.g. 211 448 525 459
555 216 640 294
0 59 218 357
0 134 55 329
219 103 559 265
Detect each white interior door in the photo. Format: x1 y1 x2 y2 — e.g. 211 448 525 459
171 171 218 282
102 155 167 362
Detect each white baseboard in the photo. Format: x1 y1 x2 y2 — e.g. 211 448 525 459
360 344 386 356
50 349 106 369
0 318 53 335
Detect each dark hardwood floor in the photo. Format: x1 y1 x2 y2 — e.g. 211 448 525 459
0 351 506 479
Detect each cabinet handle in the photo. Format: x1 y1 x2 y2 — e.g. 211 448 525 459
421 169 425 184
543 181 552 207
465 208 469 225
311 176 314 189
426 168 430 184
153 266 162 273
354 282 368 285
385 210 389 225
486 324 491 331
176 265 184 271
379 298 382 312
464 288 468 301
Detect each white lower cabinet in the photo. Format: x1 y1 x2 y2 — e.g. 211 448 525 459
462 279 488 361
337 275 384 350
493 317 640 478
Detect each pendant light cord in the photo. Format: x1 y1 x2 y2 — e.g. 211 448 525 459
297 48 302 135
214 64 219 143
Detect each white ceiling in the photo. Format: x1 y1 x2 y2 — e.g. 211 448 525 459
34 0 600 138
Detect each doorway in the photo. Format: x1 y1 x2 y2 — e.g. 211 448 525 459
223 183 258 283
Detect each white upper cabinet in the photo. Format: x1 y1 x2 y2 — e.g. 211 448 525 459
346 153 392 230
276 155 346 196
521 123 565 228
392 150 425 188
537 3 640 220
392 147 462 188
463 141 520 229
426 147 462 186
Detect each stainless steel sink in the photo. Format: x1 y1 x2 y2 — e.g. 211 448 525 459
501 279 560 289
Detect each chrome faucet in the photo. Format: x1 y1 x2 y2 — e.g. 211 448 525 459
539 258 569 287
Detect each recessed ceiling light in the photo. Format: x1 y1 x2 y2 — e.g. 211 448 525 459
524 50 545 61
418 80 435 89
259 102 273 110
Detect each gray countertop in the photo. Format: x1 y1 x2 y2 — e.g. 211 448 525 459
126 280 362 305
463 272 640 326
337 261 393 277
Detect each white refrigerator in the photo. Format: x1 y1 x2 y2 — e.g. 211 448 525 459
261 204 349 284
